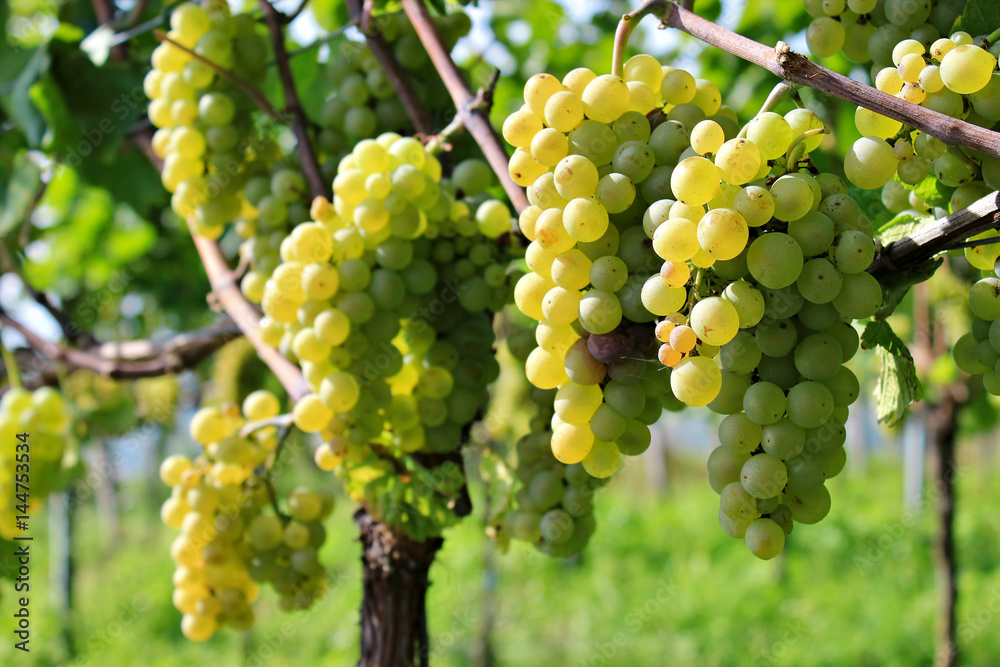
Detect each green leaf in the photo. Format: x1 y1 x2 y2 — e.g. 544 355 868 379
0 153 42 238
28 75 75 152
860 321 923 426
874 257 942 320
876 209 932 240
908 172 955 209
310 0 352 31
0 45 50 146
958 0 1000 38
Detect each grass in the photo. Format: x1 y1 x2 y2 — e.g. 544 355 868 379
3 453 1000 666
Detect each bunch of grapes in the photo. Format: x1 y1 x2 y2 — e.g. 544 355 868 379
503 386 601 557
0 387 71 540
255 133 514 475
504 51 878 558
319 11 472 161
145 1 271 236
159 390 332 642
507 58 736 479
804 0 964 65
953 249 1000 394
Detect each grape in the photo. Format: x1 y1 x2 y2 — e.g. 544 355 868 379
832 271 883 319
715 138 761 185
670 156 721 206
807 17 846 58
594 173 636 214
940 44 996 94
670 357 723 407
582 439 621 478
745 518 785 559
564 197 610 243
578 290 623 335
844 136 898 189
746 112 793 160
581 74 629 123
743 382 786 425
969 278 1000 320
722 280 765 328
612 141 655 183
786 484 832 524
697 208 748 260
785 381 835 428
733 185 774 227
690 297 740 346
747 233 804 289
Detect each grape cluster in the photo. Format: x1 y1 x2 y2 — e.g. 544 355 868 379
159 390 332 641
953 253 1000 394
145 2 272 237
804 0 964 65
507 58 734 478
504 53 878 558
319 11 472 161
851 31 1000 195
503 386 601 557
0 387 71 540
256 134 513 470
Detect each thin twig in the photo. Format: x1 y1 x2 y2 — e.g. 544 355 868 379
279 19 359 63
632 0 1000 159
119 0 150 29
425 68 500 154
154 30 285 123
259 0 330 200
187 223 310 400
347 0 434 136
868 192 1000 278
401 0 529 213
240 413 295 438
282 0 311 23
18 179 48 248
0 312 241 379
92 0 128 61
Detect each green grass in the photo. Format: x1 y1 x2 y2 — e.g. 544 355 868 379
4 455 1000 666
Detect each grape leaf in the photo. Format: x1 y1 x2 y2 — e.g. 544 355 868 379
0 45 50 146
876 209 933 241
908 172 955 209
860 321 923 426
0 153 42 238
958 0 1000 38
873 256 942 320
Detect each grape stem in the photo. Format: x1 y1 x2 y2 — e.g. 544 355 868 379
346 0 434 136
987 26 1000 47
154 30 285 124
187 224 311 400
259 0 331 200
425 68 501 155
0 334 22 390
262 424 294 523
612 2 665 78
868 191 1000 278
628 0 1000 160
736 82 800 139
0 308 242 382
240 413 295 438
400 0 529 214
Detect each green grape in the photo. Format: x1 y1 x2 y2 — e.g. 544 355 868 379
707 371 751 415
670 156 721 206
690 296 740 346
742 381 786 425
787 211 835 257
832 271 883 319
830 230 874 273
761 418 806 460
720 332 763 374
969 277 1000 320
578 290 623 334
747 233 804 289
795 258 842 304
785 381 835 429
670 357 723 407
582 439 621 478
746 112 793 160
793 333 843 381
652 217 699 262
722 280 765 328
940 44 996 94
594 173 636 214
612 141 655 183
649 120 691 165
640 276 686 316
745 517 785 559
786 484 832 524
755 318 798 357
710 450 752 495
581 74 629 123
740 453 787 499
844 136 898 189
568 120 618 166
770 175 816 222
807 17 846 58
715 138 761 185
719 413 763 454
589 255 628 292
697 208 748 260
733 185 774 227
